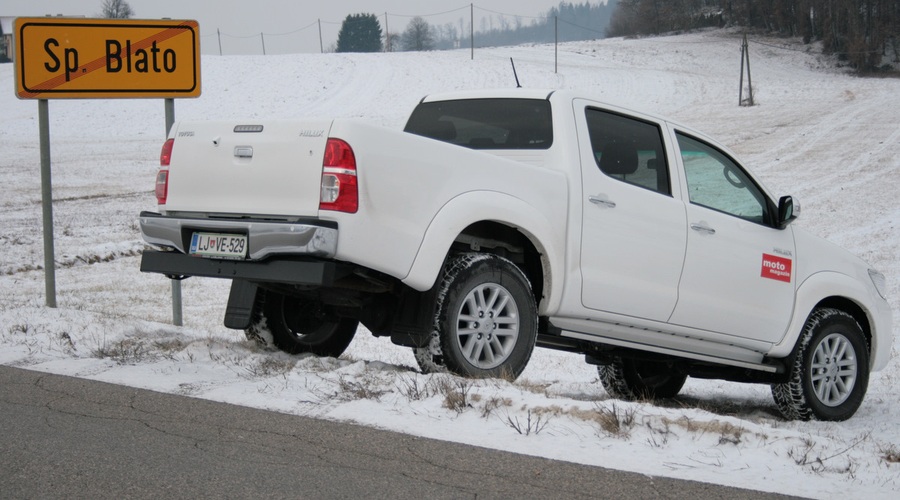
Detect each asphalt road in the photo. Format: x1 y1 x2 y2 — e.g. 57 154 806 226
0 365 803 499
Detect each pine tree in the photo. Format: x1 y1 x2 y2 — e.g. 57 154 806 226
336 14 383 53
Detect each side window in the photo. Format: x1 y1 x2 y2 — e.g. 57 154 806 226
676 133 768 224
585 108 670 196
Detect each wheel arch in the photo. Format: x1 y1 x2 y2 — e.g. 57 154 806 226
402 191 564 315
814 296 871 347
454 220 547 305
770 271 882 369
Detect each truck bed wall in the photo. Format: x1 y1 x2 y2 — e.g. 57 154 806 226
324 120 569 298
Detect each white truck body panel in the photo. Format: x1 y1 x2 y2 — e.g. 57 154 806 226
320 120 568 299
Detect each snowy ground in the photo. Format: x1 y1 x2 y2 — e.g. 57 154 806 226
1 29 898 498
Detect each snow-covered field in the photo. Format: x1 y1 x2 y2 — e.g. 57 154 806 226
1 29 898 498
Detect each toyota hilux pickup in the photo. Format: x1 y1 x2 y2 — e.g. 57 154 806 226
140 89 892 421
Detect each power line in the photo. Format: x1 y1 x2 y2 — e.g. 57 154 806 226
559 18 605 36
387 5 471 19
749 38 883 56
475 5 543 21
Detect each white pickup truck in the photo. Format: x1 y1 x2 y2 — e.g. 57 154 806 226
140 89 891 421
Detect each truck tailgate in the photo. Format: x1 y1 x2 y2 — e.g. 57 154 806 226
164 120 332 217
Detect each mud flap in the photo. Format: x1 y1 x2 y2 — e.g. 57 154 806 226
223 280 259 330
389 285 439 348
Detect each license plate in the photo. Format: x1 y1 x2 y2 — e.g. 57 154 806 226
189 232 247 259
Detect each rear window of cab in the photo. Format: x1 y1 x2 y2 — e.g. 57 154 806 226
404 98 553 150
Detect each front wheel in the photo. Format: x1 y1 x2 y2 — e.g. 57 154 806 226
771 308 869 421
261 291 359 357
432 253 538 379
599 357 687 400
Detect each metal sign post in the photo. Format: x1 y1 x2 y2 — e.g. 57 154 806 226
164 97 183 326
38 99 56 307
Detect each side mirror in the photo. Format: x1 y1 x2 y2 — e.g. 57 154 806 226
777 196 800 229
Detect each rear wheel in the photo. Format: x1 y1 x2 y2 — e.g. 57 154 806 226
599 357 687 400
771 308 869 421
432 253 538 379
261 291 358 357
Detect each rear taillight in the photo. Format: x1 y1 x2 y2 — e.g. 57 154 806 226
156 139 174 205
155 169 169 205
160 138 174 166
320 138 358 213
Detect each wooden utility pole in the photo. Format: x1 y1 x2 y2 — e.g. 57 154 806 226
739 34 754 106
470 3 474 60
384 13 391 52
318 19 323 53
555 16 558 74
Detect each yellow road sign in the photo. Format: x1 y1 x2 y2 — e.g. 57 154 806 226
15 18 201 99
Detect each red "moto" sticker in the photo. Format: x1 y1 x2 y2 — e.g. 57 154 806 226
761 253 792 283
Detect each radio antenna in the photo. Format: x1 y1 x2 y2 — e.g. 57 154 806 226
510 58 522 88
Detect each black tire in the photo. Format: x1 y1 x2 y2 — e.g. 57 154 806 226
598 357 687 400
771 308 869 421
262 291 359 357
432 253 538 379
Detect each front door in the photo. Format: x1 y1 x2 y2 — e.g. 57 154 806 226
668 131 796 343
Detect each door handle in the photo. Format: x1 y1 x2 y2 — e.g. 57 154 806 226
588 195 616 208
690 222 716 235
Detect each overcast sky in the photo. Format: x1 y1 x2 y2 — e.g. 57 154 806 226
5 1 577 54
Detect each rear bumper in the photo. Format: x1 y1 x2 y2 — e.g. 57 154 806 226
140 250 349 285
139 211 348 284
139 211 338 260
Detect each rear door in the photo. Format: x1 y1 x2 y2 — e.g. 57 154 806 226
575 101 688 322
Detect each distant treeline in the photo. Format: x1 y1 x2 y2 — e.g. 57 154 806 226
608 1 900 72
472 2 616 47
417 2 617 50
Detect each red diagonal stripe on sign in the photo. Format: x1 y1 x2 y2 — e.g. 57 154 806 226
21 22 194 98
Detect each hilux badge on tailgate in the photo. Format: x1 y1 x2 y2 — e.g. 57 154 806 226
299 129 325 138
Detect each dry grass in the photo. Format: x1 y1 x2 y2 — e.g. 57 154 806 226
93 338 151 364
787 433 870 478
396 374 440 401
593 402 637 437
8 324 31 336
153 338 188 354
527 402 637 438
513 378 552 396
480 395 513 418
504 409 550 436
880 444 900 463
335 373 389 401
58 331 77 353
441 379 474 413
244 357 296 378
665 416 745 445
